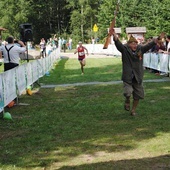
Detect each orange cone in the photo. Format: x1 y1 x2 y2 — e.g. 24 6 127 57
7 101 15 108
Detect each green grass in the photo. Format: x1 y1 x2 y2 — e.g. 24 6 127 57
0 57 170 170
39 57 164 85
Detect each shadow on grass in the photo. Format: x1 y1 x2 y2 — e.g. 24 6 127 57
59 154 170 170
0 81 170 169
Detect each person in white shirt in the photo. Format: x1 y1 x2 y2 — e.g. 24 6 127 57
68 37 72 50
39 38 46 58
0 36 26 71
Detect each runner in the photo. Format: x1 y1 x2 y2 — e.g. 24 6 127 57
74 41 88 75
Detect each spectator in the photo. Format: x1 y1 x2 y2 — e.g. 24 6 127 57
62 38 67 52
53 35 58 48
0 36 26 71
151 39 165 53
91 37 95 44
68 37 72 50
149 39 166 75
39 38 46 58
157 35 170 76
58 37 62 51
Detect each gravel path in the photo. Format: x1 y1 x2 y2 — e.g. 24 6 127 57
41 78 170 88
60 52 116 59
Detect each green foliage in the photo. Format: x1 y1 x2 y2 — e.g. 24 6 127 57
67 0 100 43
97 0 116 41
0 0 169 43
0 0 30 39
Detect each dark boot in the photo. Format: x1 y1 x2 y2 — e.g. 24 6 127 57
124 97 130 111
131 99 139 116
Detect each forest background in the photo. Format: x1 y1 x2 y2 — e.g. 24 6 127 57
0 0 169 48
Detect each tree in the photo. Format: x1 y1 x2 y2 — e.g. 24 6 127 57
96 0 170 41
96 0 117 43
66 0 100 45
0 0 169 44
27 0 71 43
0 0 31 39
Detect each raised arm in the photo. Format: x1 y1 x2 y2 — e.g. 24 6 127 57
109 28 125 53
103 0 120 49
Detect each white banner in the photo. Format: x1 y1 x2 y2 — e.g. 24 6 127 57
25 62 33 86
31 61 39 83
150 53 159 70
44 57 49 72
55 48 60 60
42 58 46 74
16 64 27 95
143 53 150 68
159 53 169 73
37 59 44 78
3 69 17 106
48 53 54 69
0 48 60 110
